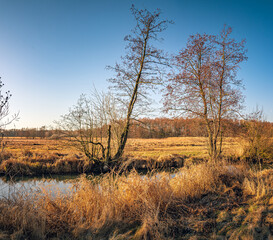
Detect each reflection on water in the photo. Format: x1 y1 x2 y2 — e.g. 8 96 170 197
0 175 79 199
0 171 179 199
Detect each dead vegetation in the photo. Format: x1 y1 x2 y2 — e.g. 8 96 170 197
0 137 272 239
0 137 241 177
0 162 272 239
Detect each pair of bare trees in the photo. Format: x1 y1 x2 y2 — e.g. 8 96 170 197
164 27 247 161
114 11 247 162
60 6 247 164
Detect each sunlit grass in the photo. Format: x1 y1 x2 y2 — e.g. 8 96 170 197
0 162 272 239
4 137 240 159
125 137 240 158
0 137 241 176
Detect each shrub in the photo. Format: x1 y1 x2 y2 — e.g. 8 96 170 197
240 110 273 164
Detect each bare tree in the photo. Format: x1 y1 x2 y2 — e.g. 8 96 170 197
0 78 19 152
0 79 18 128
108 5 172 160
163 26 247 161
56 90 123 165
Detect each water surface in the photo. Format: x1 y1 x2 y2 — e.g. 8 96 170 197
0 174 78 199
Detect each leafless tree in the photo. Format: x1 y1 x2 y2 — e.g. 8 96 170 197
0 78 19 153
0 79 18 128
108 5 172 160
56 90 123 165
164 26 247 161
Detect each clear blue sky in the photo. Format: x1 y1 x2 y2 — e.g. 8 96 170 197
0 0 272 128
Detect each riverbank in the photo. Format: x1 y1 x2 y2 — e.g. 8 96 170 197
0 162 272 239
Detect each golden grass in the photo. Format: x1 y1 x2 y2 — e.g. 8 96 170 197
0 137 242 176
0 162 273 239
125 137 241 158
4 136 241 159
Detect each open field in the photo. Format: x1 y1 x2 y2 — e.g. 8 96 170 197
0 137 242 176
125 137 241 158
4 136 241 158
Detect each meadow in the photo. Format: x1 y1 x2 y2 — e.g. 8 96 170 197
0 137 241 176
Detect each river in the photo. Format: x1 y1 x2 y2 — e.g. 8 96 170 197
0 175 78 199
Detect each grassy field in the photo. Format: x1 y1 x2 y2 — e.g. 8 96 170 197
125 137 241 158
0 137 242 176
4 136 241 158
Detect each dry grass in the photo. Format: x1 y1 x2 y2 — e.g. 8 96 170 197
0 162 273 239
125 137 241 159
0 138 93 176
4 137 240 159
0 137 241 176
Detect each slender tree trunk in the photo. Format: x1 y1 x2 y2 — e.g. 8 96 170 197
106 125 111 163
113 31 149 160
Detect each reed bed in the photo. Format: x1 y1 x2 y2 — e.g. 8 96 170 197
0 162 273 239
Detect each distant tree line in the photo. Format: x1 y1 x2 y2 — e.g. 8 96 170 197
123 118 273 139
3 126 59 139
4 118 273 139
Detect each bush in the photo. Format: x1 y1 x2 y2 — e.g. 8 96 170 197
240 110 273 164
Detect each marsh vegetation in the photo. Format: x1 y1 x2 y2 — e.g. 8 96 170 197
1 162 273 239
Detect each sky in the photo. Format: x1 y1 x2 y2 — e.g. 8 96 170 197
0 0 272 129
